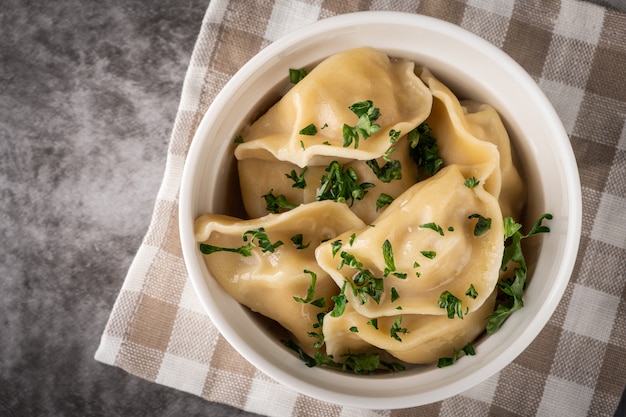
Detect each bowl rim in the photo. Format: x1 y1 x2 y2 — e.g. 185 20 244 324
179 11 582 409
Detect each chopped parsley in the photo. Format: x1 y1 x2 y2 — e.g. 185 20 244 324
285 168 307 189
464 176 480 188
420 250 437 259
330 281 348 317
299 123 318 136
263 189 297 213
465 284 478 299
420 222 444 236
391 287 400 303
199 227 283 257
293 270 318 304
290 233 310 250
233 135 244 144
438 290 464 319
330 240 342 257
289 68 307 84
342 100 381 148
437 343 475 368
367 318 379 329
376 193 394 211
390 316 408 342
316 161 374 206
407 122 443 179
389 129 401 143
349 326 359 333
468 213 492 236
382 239 406 278
366 158 403 183
486 213 553 334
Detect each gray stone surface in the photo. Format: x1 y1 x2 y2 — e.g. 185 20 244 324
0 1 261 415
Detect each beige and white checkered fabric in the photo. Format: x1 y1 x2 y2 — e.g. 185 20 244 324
95 1 626 416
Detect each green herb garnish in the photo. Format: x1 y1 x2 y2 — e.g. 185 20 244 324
468 213 492 236
285 168 307 189
233 135 244 144
367 318 379 329
316 161 374 206
390 316 408 342
420 222 444 236
289 68 307 84
299 123 318 136
200 227 283 257
366 159 402 183
330 281 348 317
375 193 394 211
486 213 553 334
263 189 297 213
465 284 478 299
330 240 342 257
420 250 436 259
437 343 475 368
290 233 310 250
407 122 443 179
438 290 464 319
391 287 400 303
464 177 480 188
342 100 381 148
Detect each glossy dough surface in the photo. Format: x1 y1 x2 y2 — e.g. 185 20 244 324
195 48 526 367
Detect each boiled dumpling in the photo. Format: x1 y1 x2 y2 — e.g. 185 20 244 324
234 47 432 167
315 164 504 319
195 201 366 353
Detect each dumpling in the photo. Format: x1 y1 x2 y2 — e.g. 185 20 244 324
418 68 525 219
322 290 497 364
237 135 418 224
234 47 432 167
315 164 504 319
194 201 366 353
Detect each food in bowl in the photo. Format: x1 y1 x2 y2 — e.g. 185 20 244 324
193 47 552 372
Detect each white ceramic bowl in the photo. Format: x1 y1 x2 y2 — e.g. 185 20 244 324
179 11 581 409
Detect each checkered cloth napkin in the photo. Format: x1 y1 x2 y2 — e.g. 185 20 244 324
95 1 626 415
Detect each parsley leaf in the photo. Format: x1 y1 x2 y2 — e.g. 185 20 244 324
382 239 396 278
465 284 478 299
437 343 475 368
299 123 317 136
486 213 552 334
421 250 436 259
464 177 480 188
330 281 348 317
407 122 443 179
367 318 379 329
376 193 394 211
420 222 444 236
289 68 307 84
391 287 400 303
366 159 403 183
285 167 307 189
342 100 381 148
293 270 317 303
242 228 283 253
263 190 297 214
438 290 464 319
390 316 408 342
290 233 310 250
316 161 374 206
468 213 492 236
